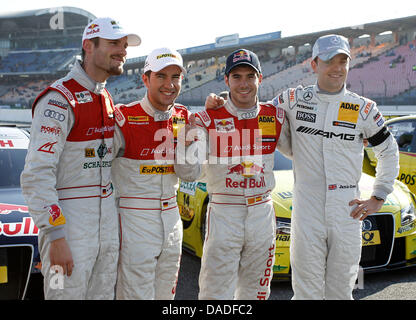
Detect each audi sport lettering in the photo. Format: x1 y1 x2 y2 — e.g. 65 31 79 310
86 125 115 135
258 244 275 299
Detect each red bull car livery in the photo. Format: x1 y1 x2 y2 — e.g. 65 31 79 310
0 126 42 299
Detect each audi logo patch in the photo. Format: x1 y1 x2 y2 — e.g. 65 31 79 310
44 109 66 122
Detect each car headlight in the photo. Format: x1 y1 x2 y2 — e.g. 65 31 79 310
276 217 291 235
401 202 415 226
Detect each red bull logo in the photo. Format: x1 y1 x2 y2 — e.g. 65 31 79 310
226 161 266 189
0 204 38 237
0 217 39 237
233 50 250 63
88 23 99 29
225 176 266 189
86 24 100 36
47 204 66 227
214 118 235 132
227 160 264 178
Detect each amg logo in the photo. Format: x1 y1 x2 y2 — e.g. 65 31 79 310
296 126 355 141
296 111 316 123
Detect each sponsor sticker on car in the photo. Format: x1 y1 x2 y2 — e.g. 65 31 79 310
362 230 381 246
0 266 7 284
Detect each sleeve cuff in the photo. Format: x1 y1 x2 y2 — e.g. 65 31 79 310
45 226 65 243
371 190 388 202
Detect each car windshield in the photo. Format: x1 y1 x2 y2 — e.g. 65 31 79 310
273 150 293 171
0 148 27 188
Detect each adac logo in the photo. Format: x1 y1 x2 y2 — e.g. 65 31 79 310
338 101 360 123
227 160 264 178
233 50 250 63
47 204 66 227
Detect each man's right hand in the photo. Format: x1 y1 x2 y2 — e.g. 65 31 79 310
205 93 225 109
49 238 74 276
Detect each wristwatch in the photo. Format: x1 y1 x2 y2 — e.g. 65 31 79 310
373 196 384 201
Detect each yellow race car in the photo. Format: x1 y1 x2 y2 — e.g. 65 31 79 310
365 115 416 195
179 149 416 279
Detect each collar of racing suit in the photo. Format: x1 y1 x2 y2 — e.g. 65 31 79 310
225 95 260 120
67 60 107 95
314 83 347 102
141 92 174 122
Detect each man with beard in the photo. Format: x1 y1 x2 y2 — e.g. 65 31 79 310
20 17 140 299
112 47 200 299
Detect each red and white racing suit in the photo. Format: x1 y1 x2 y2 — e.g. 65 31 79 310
112 94 200 299
273 85 399 299
195 98 291 300
20 61 119 299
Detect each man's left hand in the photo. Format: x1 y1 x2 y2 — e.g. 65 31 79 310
349 196 384 220
184 113 197 146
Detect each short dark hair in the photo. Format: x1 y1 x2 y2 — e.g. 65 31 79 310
143 70 152 79
81 37 100 62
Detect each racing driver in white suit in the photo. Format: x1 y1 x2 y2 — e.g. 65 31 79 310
112 48 200 299
272 34 400 299
196 48 292 300
20 18 141 299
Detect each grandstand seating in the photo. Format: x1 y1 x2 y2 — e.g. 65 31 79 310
0 49 78 74
347 41 416 98
1 37 415 108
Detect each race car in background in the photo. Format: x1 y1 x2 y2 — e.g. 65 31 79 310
0 126 42 299
178 149 416 279
365 115 416 195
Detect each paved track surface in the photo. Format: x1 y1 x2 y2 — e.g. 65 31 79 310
175 251 416 300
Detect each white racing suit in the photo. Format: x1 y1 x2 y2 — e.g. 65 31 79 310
273 85 399 299
20 61 119 299
195 98 291 300
112 94 200 299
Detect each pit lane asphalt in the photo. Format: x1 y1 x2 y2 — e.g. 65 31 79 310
175 251 416 300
